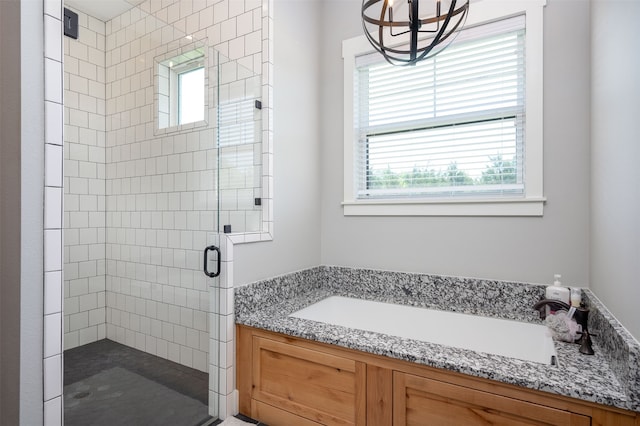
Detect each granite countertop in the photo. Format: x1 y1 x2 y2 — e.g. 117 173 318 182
235 266 640 413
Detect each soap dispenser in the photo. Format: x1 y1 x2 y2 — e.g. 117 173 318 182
545 274 570 305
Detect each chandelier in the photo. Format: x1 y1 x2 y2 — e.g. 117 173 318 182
361 0 469 66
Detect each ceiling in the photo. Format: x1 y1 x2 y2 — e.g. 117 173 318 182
64 0 142 22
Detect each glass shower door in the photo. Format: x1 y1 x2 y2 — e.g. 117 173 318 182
216 53 263 235
207 48 263 419
62 0 263 423
103 6 224 421
60 2 227 424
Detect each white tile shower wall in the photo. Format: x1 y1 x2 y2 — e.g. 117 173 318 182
63 9 107 350
217 0 273 417
103 0 265 377
38 0 273 426
43 0 271 423
104 11 211 373
44 0 65 424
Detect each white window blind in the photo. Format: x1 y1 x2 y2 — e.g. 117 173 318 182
355 15 525 200
218 98 258 147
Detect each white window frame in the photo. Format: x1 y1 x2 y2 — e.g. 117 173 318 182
160 59 205 128
342 0 546 216
154 43 208 136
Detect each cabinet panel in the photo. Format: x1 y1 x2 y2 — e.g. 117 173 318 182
252 336 366 425
366 365 393 426
393 372 591 426
251 400 323 426
591 409 638 426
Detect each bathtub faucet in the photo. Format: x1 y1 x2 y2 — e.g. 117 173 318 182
533 299 594 355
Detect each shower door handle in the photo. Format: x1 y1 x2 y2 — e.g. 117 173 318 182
203 245 221 278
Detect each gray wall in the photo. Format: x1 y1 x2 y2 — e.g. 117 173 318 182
233 0 322 285
0 0 23 422
318 0 591 286
590 0 640 341
234 0 640 345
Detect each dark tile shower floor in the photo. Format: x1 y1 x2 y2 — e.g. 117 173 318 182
64 339 212 426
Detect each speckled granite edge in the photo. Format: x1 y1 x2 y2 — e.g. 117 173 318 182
235 266 325 313
585 289 640 409
317 266 545 322
235 265 640 413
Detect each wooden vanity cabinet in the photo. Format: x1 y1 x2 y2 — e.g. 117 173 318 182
237 325 640 426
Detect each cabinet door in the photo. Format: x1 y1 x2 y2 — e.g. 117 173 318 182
393 372 591 426
252 336 366 425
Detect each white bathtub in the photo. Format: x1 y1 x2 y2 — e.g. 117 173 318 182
290 296 557 365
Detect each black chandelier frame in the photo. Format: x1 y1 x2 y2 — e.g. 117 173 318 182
361 0 469 66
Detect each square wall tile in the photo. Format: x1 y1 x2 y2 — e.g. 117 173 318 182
218 313 234 342
193 349 207 372
45 187 62 229
208 391 219 419
44 229 62 272
45 101 63 146
45 144 63 188
219 338 233 369
219 288 233 315
44 313 62 358
44 58 62 103
43 354 62 401
44 0 62 19
218 382 236 419
43 396 62 426
45 15 62 62
45 271 63 314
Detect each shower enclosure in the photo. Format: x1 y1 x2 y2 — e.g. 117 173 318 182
61 0 263 422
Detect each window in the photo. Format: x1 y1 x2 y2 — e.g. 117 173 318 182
177 66 205 125
156 45 207 132
343 0 546 216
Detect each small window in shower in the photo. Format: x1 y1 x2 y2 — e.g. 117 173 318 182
155 43 208 133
